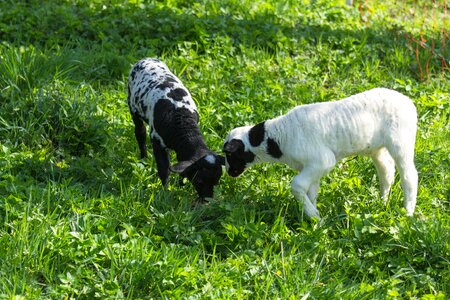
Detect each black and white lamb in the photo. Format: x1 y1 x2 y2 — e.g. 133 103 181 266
223 88 418 219
127 58 225 199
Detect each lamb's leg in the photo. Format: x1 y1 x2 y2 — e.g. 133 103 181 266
371 148 395 203
131 113 148 159
151 138 170 187
291 163 332 220
390 153 418 216
397 159 418 216
387 141 418 216
307 181 320 207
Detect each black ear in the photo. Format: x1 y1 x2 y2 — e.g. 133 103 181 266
169 160 194 173
223 139 243 154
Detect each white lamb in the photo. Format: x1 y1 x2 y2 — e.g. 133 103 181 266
223 88 418 219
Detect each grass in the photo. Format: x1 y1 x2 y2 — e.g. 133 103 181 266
0 0 449 298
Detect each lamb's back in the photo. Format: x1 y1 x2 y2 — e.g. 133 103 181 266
127 58 197 125
273 88 416 158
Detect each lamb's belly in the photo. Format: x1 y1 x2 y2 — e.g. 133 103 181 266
330 132 382 159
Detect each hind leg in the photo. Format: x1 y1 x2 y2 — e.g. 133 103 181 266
131 112 148 159
387 145 418 216
371 148 396 204
395 156 418 216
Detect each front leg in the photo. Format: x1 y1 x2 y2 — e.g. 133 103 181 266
307 180 320 207
131 112 148 159
151 137 170 187
291 169 321 219
291 157 335 219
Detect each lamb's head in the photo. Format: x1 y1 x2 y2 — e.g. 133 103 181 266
223 126 257 177
170 153 225 199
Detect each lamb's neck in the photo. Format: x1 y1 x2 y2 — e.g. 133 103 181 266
253 117 288 163
173 134 209 162
267 116 288 145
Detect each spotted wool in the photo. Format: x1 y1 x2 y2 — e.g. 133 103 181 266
127 58 225 199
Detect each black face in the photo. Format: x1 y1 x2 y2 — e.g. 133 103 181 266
223 139 255 177
186 164 223 198
171 154 224 199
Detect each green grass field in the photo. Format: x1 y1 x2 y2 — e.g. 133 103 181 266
0 0 449 298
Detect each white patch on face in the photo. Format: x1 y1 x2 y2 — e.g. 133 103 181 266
204 154 216 164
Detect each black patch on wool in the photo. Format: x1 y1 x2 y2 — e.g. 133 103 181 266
139 86 152 100
156 80 174 90
167 88 188 102
130 69 137 81
153 98 202 154
267 138 283 158
153 99 175 139
165 75 178 83
248 121 266 147
133 63 144 72
130 60 150 80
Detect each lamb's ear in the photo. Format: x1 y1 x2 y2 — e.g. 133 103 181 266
169 160 194 173
223 139 243 154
